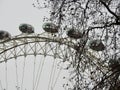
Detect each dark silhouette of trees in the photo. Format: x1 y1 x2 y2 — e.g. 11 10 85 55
33 0 120 90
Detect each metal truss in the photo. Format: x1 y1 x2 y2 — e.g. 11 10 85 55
0 33 76 63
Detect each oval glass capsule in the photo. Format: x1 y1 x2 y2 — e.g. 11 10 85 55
67 28 83 39
42 23 58 33
19 23 34 33
0 30 11 40
89 40 105 51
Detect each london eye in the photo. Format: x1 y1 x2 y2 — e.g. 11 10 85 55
0 22 115 90
1 0 120 89
0 23 79 90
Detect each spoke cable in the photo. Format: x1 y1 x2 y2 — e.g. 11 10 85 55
5 62 8 90
21 57 26 90
48 58 56 90
52 65 63 89
0 80 3 90
35 56 45 90
15 59 19 90
51 59 57 89
33 56 36 90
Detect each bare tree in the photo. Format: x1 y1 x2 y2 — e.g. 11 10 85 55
33 0 120 90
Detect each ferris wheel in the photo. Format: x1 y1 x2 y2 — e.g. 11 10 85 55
0 23 109 90
0 23 79 90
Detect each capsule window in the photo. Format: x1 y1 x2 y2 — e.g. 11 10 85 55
19 24 34 34
42 23 58 33
0 30 11 40
67 29 83 39
89 40 105 51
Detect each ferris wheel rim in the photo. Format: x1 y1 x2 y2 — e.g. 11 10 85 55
0 33 76 64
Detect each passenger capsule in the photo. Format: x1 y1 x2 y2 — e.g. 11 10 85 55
108 59 120 71
67 28 83 39
89 40 105 51
42 23 58 33
19 24 34 34
0 30 11 40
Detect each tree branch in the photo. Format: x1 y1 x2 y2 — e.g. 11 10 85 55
100 0 119 20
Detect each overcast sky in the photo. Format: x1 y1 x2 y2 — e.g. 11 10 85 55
0 0 49 35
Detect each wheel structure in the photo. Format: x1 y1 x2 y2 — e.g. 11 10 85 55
0 31 115 90
0 32 77 90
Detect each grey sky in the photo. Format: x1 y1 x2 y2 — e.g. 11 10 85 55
0 0 49 35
